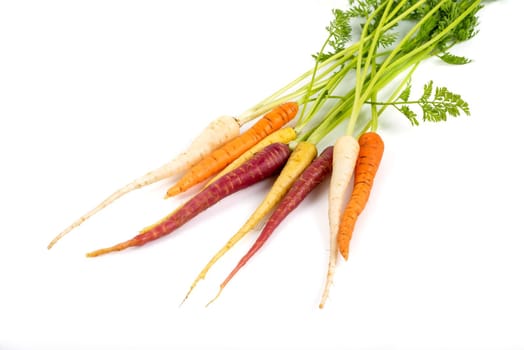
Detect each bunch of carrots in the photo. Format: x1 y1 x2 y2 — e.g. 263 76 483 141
48 0 485 308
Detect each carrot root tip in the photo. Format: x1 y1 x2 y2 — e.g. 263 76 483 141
205 288 223 307
85 239 138 258
165 188 180 198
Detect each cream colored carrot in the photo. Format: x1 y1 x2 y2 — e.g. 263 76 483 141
181 141 318 304
48 115 240 250
319 135 359 308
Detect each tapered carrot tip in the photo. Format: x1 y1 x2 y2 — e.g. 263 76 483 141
165 186 181 199
205 288 224 307
85 239 137 258
180 287 195 307
340 246 349 261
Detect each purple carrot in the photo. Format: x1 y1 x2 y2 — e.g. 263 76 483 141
86 143 292 257
207 146 334 305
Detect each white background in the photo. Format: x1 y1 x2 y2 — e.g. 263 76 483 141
1 1 523 349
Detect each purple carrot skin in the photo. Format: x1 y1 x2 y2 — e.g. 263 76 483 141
206 146 334 306
86 143 292 258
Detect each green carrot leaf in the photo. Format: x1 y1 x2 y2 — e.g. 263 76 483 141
422 80 433 102
420 84 470 122
313 8 353 61
399 81 411 102
439 52 472 65
399 105 419 126
378 31 398 48
348 0 380 18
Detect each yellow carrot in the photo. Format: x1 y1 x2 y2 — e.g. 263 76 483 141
181 141 318 304
204 127 297 187
319 135 360 309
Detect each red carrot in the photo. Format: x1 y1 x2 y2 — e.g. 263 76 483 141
86 142 292 257
206 146 334 305
337 131 384 260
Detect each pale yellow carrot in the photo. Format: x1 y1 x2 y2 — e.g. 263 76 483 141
319 135 359 309
181 141 318 304
48 115 240 250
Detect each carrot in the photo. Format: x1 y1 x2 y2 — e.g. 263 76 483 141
204 127 297 188
165 102 299 198
138 127 296 236
47 115 240 250
205 146 334 306
181 141 318 303
338 131 384 260
85 142 292 258
319 134 360 309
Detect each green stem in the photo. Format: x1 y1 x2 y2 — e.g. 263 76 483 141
236 77 330 125
356 0 481 119
236 0 421 125
367 100 421 106
294 55 359 133
370 57 379 132
347 0 395 136
357 61 420 137
296 34 334 126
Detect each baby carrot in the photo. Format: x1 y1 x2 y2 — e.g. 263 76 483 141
204 127 297 188
47 115 240 249
85 142 292 258
338 131 384 260
165 102 299 198
205 146 334 306
319 134 360 309
181 141 318 303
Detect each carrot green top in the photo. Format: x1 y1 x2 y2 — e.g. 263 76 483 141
237 0 480 146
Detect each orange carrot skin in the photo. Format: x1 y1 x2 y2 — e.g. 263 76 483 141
86 143 292 257
219 146 334 290
337 132 384 260
166 102 298 197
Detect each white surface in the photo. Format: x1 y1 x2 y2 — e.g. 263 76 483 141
1 1 523 349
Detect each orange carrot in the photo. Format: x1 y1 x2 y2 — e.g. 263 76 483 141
165 102 298 198
203 127 297 188
337 131 384 260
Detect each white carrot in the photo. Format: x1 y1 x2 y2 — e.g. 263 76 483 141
319 134 359 308
47 115 240 249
